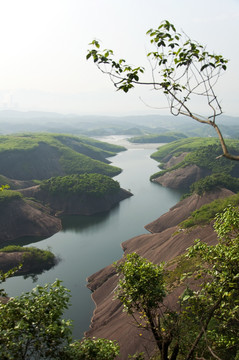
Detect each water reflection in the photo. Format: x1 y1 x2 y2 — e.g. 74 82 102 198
60 205 120 232
3 142 184 339
0 235 47 248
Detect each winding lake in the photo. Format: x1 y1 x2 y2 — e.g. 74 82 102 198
3 136 183 339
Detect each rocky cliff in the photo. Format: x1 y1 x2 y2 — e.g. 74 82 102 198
0 249 57 276
0 183 131 243
145 188 234 233
0 198 61 244
153 164 211 190
20 185 132 215
86 188 234 358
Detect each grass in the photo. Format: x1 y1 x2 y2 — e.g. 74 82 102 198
150 137 219 162
150 138 239 182
0 133 123 180
0 245 56 266
180 193 239 229
0 133 125 154
0 190 22 203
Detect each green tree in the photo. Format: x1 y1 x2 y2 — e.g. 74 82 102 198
0 267 20 298
180 205 239 359
115 253 180 360
87 20 239 161
64 337 120 360
0 280 72 359
114 205 239 359
0 185 9 191
0 279 120 359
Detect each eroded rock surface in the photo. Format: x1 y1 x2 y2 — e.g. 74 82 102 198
145 188 234 233
161 152 188 169
0 198 61 243
153 164 211 189
20 186 132 215
86 188 234 359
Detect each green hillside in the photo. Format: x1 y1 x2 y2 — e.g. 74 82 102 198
129 132 187 144
40 173 120 197
151 137 220 161
0 133 124 181
151 138 239 173
150 137 239 192
0 189 22 203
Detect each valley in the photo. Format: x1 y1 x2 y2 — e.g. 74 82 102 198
1 120 239 358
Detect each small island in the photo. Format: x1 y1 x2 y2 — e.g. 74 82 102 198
0 245 57 277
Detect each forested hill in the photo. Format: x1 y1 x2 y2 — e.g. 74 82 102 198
0 133 125 182
150 137 239 192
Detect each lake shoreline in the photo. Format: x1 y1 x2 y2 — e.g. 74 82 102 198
86 187 234 358
3 140 183 340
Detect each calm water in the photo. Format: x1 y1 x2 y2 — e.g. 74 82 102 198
4 137 183 338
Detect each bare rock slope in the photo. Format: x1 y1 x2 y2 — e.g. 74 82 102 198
145 188 234 234
153 164 211 189
20 185 132 215
0 198 61 243
86 188 234 358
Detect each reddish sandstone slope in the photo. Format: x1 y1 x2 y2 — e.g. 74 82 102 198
0 198 61 243
20 185 132 215
87 226 218 358
86 188 234 359
145 188 234 234
153 164 210 190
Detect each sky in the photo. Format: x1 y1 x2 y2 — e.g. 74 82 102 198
0 0 238 116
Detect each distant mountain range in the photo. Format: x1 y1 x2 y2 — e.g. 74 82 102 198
0 110 239 138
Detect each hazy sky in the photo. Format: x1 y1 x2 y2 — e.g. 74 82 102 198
0 0 239 116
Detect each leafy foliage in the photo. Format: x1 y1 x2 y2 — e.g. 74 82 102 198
181 205 239 359
87 21 227 97
115 253 165 313
87 20 239 160
115 254 179 360
0 267 21 298
40 173 120 197
1 184 239 359
0 280 72 359
114 205 239 359
0 184 9 191
0 279 121 359
65 337 120 360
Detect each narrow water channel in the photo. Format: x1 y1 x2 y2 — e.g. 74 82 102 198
3 138 183 339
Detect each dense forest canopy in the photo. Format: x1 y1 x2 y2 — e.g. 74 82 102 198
40 173 120 197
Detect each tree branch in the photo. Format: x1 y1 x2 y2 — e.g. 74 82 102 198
185 296 222 360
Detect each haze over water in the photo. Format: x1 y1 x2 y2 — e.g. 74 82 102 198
4 137 183 338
